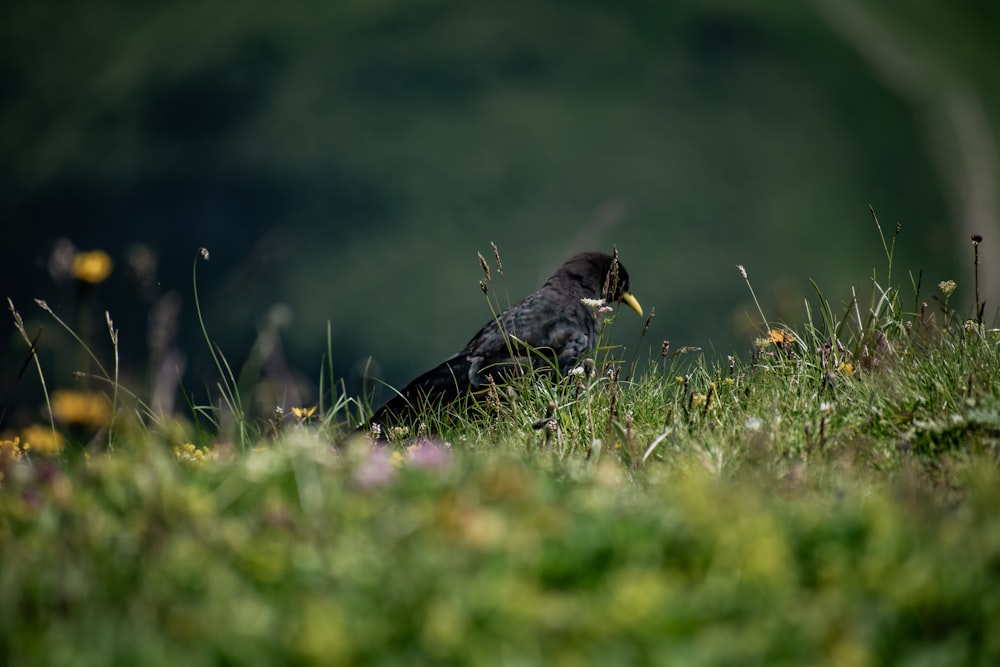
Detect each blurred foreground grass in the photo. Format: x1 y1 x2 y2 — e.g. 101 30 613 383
2 426 999 666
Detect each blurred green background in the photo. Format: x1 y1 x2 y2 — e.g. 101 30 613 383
2 0 998 420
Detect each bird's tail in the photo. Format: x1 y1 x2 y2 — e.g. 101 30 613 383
366 356 472 429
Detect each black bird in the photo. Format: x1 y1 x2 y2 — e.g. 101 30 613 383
368 251 643 428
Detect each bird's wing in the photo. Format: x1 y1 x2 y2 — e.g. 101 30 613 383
461 291 596 387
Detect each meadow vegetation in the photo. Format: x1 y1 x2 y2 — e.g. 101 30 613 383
2 228 999 665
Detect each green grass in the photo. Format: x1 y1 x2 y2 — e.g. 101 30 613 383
2 235 1000 665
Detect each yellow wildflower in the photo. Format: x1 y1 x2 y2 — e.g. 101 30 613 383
0 437 26 476
768 329 795 345
173 442 214 465
291 406 317 421
838 362 855 378
20 424 65 456
755 329 796 348
938 280 957 298
390 451 406 468
71 250 114 284
52 390 112 427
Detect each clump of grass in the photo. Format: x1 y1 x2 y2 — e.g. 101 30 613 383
628 215 1000 488
4 245 364 460
189 247 256 449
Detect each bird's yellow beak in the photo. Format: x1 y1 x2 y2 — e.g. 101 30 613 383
622 292 643 317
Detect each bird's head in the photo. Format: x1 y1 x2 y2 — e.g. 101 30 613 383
554 251 643 317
